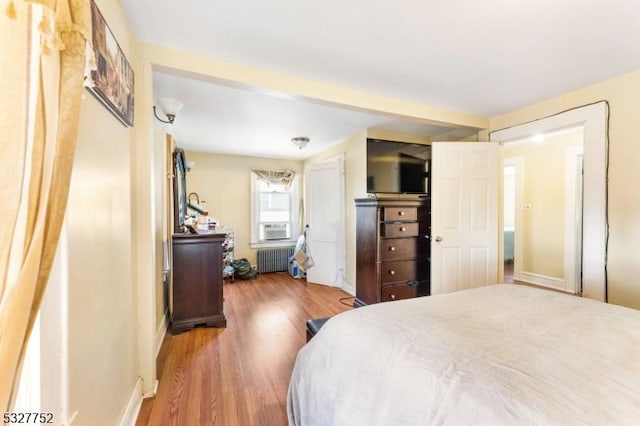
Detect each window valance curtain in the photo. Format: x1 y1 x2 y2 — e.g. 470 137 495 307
252 169 296 190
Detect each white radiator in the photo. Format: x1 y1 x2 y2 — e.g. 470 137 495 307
257 247 294 273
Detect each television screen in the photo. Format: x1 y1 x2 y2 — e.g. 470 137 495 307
366 139 431 195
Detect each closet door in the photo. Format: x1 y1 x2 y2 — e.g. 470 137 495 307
304 158 345 287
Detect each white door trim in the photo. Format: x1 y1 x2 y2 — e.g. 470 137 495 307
490 102 607 302
564 146 584 294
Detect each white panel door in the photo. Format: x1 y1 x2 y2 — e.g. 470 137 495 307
304 158 345 286
431 142 499 295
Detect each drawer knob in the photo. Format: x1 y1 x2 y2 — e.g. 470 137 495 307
390 294 396 300
389 246 396 251
398 211 405 216
389 270 395 275
400 227 406 232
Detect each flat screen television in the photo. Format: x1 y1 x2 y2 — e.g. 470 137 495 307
366 138 431 195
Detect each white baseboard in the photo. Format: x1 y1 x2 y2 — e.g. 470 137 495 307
155 310 168 358
341 282 355 296
143 379 159 399
62 411 78 425
519 271 565 289
118 377 143 426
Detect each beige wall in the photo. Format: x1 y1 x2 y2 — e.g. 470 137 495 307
64 1 138 424
491 69 640 309
153 124 167 327
184 151 303 265
367 129 431 144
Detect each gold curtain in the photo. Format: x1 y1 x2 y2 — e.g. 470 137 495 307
252 168 296 190
0 0 91 411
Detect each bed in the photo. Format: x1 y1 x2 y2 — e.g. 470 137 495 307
287 284 640 425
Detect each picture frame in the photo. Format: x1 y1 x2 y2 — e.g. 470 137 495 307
85 0 135 126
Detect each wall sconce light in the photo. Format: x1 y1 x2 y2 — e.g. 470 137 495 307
291 136 310 150
153 97 184 124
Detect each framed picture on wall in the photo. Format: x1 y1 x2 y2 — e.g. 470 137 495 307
85 0 135 126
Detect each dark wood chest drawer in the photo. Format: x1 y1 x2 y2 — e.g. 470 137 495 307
172 233 227 333
382 222 419 238
380 260 428 285
355 197 431 307
383 207 417 222
381 237 427 261
381 283 419 302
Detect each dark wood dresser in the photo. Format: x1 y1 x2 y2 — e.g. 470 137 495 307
171 232 227 333
354 198 430 306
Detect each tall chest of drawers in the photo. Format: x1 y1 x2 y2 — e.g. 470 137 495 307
354 198 430 307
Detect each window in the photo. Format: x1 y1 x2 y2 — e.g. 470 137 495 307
251 172 299 247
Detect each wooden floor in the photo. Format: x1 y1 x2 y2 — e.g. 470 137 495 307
504 261 514 283
136 273 352 426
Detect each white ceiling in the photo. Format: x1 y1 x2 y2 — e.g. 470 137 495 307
123 0 640 158
152 72 473 159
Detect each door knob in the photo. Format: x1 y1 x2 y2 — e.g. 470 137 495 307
435 236 443 242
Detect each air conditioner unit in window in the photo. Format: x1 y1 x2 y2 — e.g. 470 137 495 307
264 223 288 240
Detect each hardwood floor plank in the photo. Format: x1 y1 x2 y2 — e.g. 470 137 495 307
136 273 352 426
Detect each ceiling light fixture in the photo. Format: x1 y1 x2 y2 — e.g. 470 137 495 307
153 97 184 124
291 136 310 150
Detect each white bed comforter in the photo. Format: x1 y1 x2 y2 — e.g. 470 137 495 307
287 285 640 425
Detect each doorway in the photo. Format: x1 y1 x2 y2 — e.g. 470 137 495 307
500 128 584 293
490 101 607 301
503 163 516 284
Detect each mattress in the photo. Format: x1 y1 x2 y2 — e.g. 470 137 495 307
287 284 640 425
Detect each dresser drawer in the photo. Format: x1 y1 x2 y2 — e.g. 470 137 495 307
382 222 419 238
383 207 417 222
381 282 418 302
381 238 427 261
380 260 428 284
